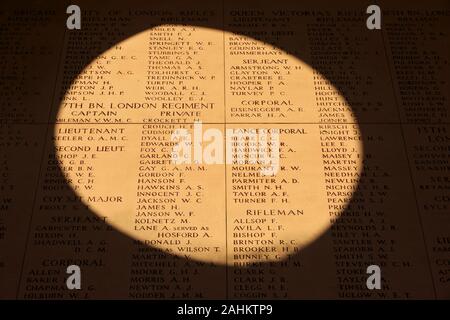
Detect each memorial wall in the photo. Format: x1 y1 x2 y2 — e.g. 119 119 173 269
0 0 449 299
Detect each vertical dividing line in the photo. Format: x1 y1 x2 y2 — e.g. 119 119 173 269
15 26 67 299
222 0 228 300
380 24 438 298
223 4 229 300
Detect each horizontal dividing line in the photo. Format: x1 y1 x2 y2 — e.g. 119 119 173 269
1 122 450 125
